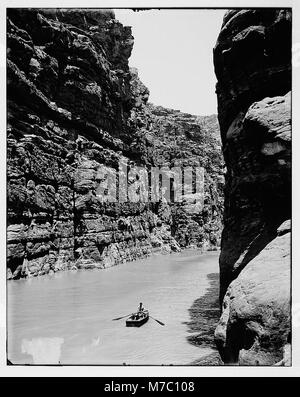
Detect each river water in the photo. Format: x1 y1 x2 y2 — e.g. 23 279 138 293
7 250 219 365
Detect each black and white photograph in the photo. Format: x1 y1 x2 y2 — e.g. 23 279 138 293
1 0 298 377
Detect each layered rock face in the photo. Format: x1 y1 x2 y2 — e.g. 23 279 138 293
150 108 223 250
127 78 224 250
214 9 291 365
7 9 223 279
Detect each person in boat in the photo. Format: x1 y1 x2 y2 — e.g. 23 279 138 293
138 302 144 313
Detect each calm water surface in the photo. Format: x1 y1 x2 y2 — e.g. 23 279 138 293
8 250 219 365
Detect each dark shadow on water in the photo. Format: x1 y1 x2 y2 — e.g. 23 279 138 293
183 272 223 365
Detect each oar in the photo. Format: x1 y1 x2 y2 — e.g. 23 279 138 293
149 315 165 326
112 313 132 321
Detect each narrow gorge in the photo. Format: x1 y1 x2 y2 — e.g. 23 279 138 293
7 8 292 367
7 9 223 279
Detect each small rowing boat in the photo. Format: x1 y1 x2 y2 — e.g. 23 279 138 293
112 302 165 327
126 309 149 327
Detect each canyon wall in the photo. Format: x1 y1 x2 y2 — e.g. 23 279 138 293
7 8 223 279
213 9 291 365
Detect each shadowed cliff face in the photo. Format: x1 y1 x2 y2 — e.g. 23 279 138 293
214 9 291 365
7 9 223 279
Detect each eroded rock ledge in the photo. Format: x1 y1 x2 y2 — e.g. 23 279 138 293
7 9 224 279
214 9 291 365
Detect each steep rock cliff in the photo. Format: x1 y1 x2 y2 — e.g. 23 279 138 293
127 73 224 250
214 9 291 365
7 8 223 279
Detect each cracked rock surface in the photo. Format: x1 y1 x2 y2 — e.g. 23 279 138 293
7 9 224 279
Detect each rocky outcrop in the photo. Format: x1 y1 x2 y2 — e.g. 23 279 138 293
128 86 224 250
7 8 223 279
215 221 291 365
214 9 291 365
